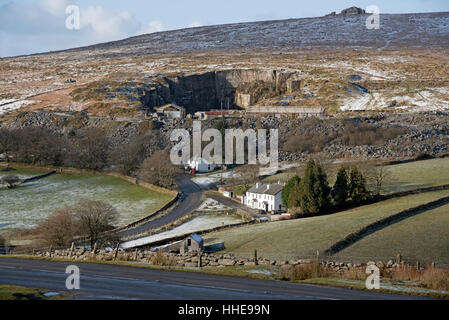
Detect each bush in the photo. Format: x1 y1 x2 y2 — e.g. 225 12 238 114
138 150 180 189
290 262 331 281
151 250 175 266
0 175 20 188
340 121 404 147
388 265 449 291
283 131 334 154
35 208 78 247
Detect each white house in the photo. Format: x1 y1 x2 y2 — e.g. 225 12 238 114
242 182 284 212
186 158 215 173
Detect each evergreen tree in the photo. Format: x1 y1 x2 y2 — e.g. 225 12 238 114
298 159 330 215
288 179 302 209
349 168 369 203
331 167 350 207
282 175 301 208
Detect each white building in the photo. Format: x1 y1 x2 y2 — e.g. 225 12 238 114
242 182 284 212
187 158 215 173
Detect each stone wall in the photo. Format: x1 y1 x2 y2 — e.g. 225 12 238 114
31 248 408 271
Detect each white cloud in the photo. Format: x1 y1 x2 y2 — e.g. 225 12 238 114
139 20 165 35
0 1 142 57
40 0 68 16
80 6 140 41
187 21 203 28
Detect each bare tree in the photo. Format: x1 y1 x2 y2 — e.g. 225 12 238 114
366 165 391 196
109 131 161 176
73 200 118 248
67 128 110 170
233 164 260 188
35 207 77 247
0 175 20 188
0 128 14 162
138 149 180 189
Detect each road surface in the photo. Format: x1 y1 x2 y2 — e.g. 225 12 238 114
208 193 259 217
0 258 428 300
119 175 203 238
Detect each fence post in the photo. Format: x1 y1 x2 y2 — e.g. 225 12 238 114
416 261 420 270
432 262 436 268
198 251 202 268
254 249 258 265
114 243 120 261
134 249 138 261
32 248 35 256
396 253 402 264
70 242 74 258
93 242 97 254
49 245 53 258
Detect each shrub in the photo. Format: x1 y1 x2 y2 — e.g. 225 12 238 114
0 175 20 188
138 150 180 189
151 250 175 266
283 131 334 154
290 262 331 281
340 122 404 147
388 265 449 291
35 208 78 247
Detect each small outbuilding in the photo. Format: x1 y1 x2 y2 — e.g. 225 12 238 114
154 104 186 119
218 186 234 198
187 158 215 173
180 234 204 254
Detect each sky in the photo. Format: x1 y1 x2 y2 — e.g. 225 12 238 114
1 0 448 57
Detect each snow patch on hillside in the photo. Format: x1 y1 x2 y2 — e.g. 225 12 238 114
0 100 35 115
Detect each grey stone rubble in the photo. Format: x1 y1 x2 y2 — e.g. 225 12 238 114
5 110 448 162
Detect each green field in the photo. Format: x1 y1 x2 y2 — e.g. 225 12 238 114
203 190 449 263
0 169 173 230
263 157 449 194
336 203 449 265
0 285 63 300
384 158 449 193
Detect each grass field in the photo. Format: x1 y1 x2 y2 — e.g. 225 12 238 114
203 190 449 263
0 169 173 230
0 285 63 300
336 203 449 265
263 157 449 195
384 158 449 193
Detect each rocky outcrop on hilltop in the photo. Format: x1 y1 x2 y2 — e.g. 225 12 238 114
326 7 366 17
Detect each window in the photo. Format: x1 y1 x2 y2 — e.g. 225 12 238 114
187 239 191 246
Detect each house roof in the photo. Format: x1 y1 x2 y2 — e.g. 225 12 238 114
247 183 283 195
156 104 185 112
189 158 212 165
190 233 204 244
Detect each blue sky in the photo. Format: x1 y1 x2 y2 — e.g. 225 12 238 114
1 0 448 57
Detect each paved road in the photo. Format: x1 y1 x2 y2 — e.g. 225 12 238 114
119 176 203 238
208 194 259 217
0 258 427 300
